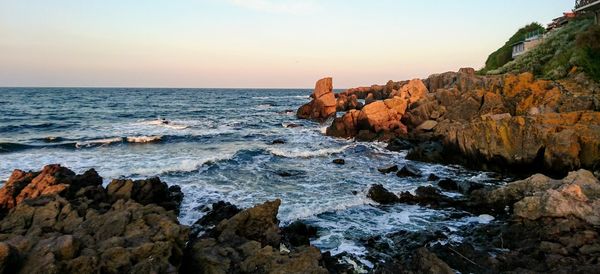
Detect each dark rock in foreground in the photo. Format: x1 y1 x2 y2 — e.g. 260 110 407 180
182 199 327 274
0 164 188 274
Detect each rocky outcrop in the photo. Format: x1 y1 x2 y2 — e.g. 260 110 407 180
326 79 428 141
183 199 327 274
297 77 337 121
0 165 188 274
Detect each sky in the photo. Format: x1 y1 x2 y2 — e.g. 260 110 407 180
0 0 574 88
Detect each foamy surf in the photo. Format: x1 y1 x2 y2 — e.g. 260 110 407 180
139 119 189 130
267 145 350 158
126 135 163 143
76 137 123 148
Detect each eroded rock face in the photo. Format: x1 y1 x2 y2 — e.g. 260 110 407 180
297 77 337 121
183 199 327 274
0 165 188 274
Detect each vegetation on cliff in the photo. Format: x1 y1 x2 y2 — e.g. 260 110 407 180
480 22 545 73
485 16 600 81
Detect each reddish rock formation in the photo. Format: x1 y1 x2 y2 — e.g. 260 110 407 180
326 79 427 141
297 77 337 121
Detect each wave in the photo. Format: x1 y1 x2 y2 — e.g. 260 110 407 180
75 137 124 148
0 142 78 153
138 119 189 130
267 145 350 158
125 135 163 143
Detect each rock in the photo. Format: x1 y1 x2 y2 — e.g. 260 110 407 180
107 177 182 213
386 138 414 151
297 77 337 121
0 165 189 274
282 221 318 247
396 165 422 178
513 170 600 225
0 242 20 274
365 93 375 105
367 184 399 204
416 120 438 131
438 179 458 192
458 67 476 75
183 200 327 274
271 139 286 144
193 201 241 228
427 174 440 181
0 165 103 215
285 123 302 128
378 165 399 174
411 247 454 274
332 159 345 165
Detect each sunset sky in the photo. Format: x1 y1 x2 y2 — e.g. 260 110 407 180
0 0 574 88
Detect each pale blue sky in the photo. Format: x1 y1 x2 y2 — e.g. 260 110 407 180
0 0 574 88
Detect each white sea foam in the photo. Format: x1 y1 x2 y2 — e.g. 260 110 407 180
139 119 189 130
267 145 350 158
75 137 123 148
126 135 163 143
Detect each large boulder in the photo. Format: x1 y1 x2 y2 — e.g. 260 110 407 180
297 77 337 121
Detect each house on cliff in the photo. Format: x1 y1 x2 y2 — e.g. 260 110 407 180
511 31 543 59
575 0 600 25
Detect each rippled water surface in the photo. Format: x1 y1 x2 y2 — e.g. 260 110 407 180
0 88 502 262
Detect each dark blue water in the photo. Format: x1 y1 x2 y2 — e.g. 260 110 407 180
0 87 501 266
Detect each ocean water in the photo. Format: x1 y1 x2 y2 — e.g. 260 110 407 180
0 87 503 263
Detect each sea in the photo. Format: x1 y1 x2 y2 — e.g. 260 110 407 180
0 87 503 266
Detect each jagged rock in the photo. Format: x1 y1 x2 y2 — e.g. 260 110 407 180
0 165 102 215
367 184 399 204
107 177 183 213
0 165 189 274
411 247 454 274
427 174 440 181
297 77 337 121
378 165 399 174
438 179 458 192
282 221 318 247
416 120 438 131
512 170 600 225
396 166 422 178
183 200 327 274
